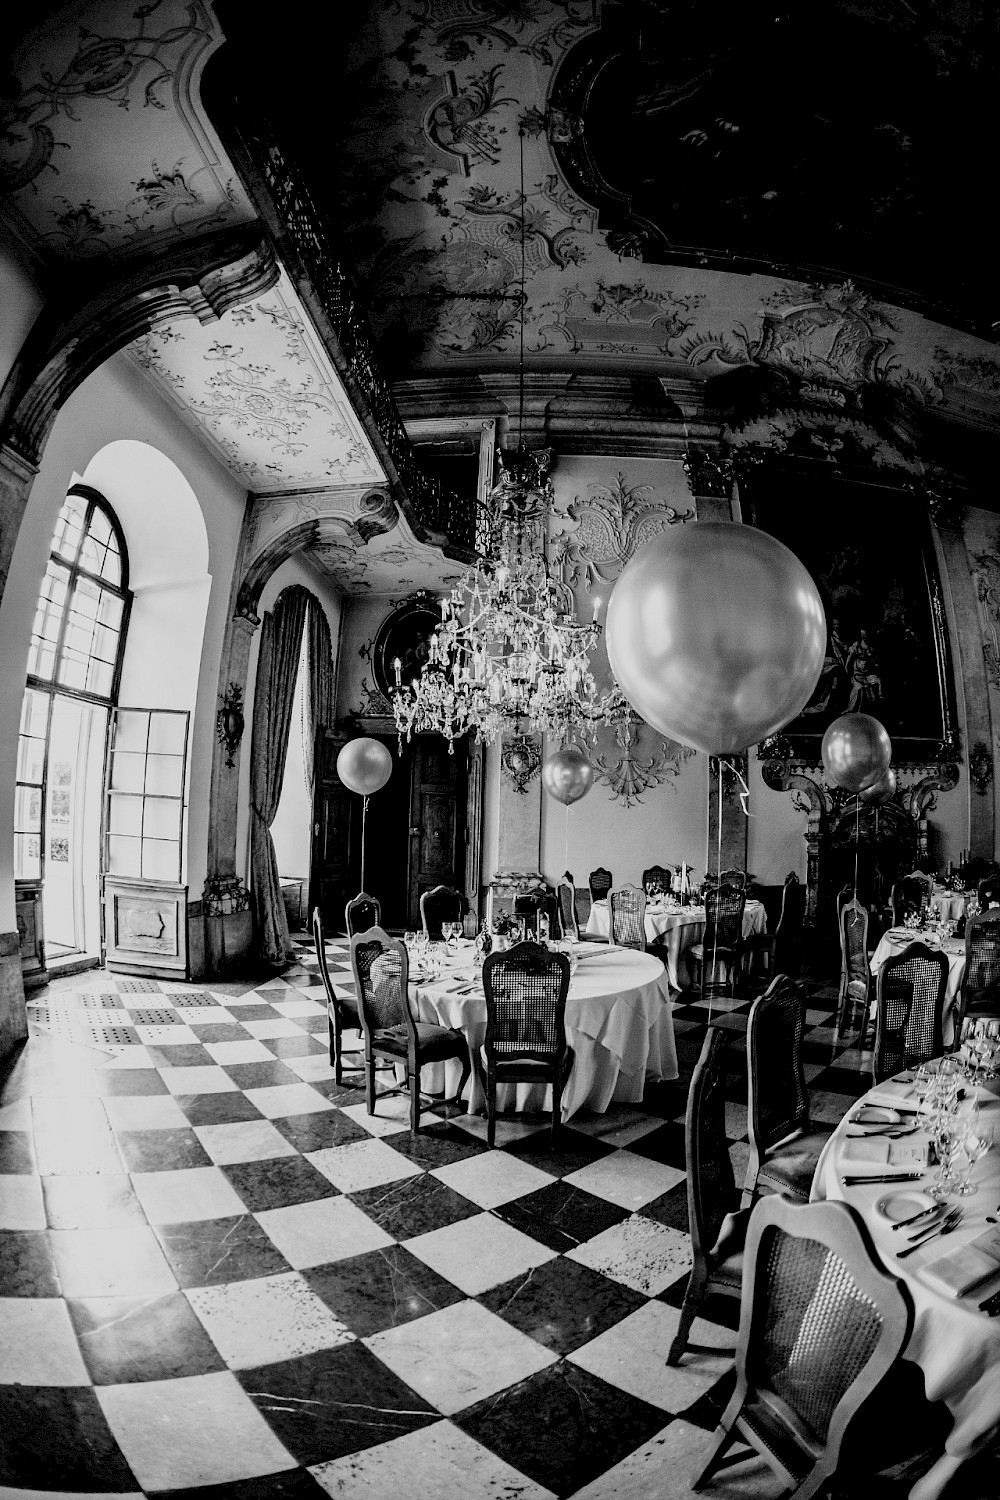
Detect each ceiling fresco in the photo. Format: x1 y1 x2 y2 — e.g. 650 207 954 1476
124 265 386 492
0 0 254 261
255 0 1000 432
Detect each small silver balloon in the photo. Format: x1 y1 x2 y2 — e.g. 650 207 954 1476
859 766 897 806
821 713 892 792
605 522 827 755
336 737 393 796
541 744 594 806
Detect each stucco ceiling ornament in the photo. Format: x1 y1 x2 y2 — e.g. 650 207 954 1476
551 471 693 598
589 715 695 808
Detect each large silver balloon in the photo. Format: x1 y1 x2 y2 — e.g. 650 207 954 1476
541 744 594 805
605 522 827 755
859 766 897 806
336 737 392 796
821 713 892 792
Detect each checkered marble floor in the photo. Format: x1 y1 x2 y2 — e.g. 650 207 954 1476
0 942 991 1498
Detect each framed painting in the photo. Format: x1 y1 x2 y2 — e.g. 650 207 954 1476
740 461 957 763
370 592 442 700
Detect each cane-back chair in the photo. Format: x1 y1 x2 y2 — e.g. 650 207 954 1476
313 907 364 1085
692 1195 913 1500
744 975 833 1206
963 910 1000 1018
705 868 748 891
667 1030 749 1365
481 940 572 1147
419 884 464 940
609 884 647 951
977 876 1000 910
890 876 924 927
872 941 948 1083
687 882 746 999
556 873 579 941
345 891 381 938
746 872 805 982
588 866 613 903
835 895 870 1043
642 864 673 898
350 926 471 1131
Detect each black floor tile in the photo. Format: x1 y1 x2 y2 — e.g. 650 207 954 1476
271 1109 370 1153
658 1278 743 1332
216 1003 279 1022
238 1343 438 1464
641 1181 690 1232
222 1060 302 1089
0 1130 35 1173
626 1120 688 1170
385 1123 489 1170
69 1290 227 1382
173 1091 265 1127
455 1360 667 1498
221 1154 339 1212
305 1243 464 1337
262 1033 327 1060
503 1126 614 1178
93 1068 169 1096
349 1173 480 1239
147 1043 214 1068
0 1384 137 1489
155 1214 291 1286
0 1229 59 1296
115 1126 213 1172
188 1022 248 1043
493 1180 629 1253
305 1076 366 1103
682 1366 739 1430
479 1254 645 1354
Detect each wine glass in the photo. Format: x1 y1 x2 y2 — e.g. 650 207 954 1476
956 1105 992 1196
403 930 416 954
929 1107 962 1200
442 920 460 954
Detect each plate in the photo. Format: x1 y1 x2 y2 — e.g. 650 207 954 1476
876 1190 937 1223
851 1106 901 1126
886 928 916 941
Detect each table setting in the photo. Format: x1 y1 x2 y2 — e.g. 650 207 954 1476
869 917 967 1046
812 1038 1000 1498
585 895 767 989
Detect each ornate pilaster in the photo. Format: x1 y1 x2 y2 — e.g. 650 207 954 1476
683 447 736 522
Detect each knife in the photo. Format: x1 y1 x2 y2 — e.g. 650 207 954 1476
897 1209 962 1258
841 1171 924 1185
891 1203 945 1231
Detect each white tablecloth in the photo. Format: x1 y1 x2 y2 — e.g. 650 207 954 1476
869 933 966 1047
813 1077 1000 1499
930 888 969 923
585 899 767 989
410 945 677 1120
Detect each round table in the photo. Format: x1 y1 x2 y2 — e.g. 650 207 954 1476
812 1074 1000 1499
930 887 969 923
869 931 966 1047
585 899 767 990
411 943 677 1120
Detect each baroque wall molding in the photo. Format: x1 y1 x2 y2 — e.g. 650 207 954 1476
589 717 695 808
550 470 692 598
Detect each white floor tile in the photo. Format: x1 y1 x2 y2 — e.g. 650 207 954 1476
243 1083 335 1118
102 1094 189 1131
97 1370 297 1488
49 1225 177 1298
0 1297 90 1384
306 1138 422 1193
567 1300 734 1410
571 1418 737 1500
161 1066 239 1095
204 1039 278 1065
256 1194 394 1268
134 1024 201 1046
0 1099 32 1129
430 1149 556 1209
284 1052 340 1082
240 1018 307 1040
193 1118 299 1165
365 1300 556 1416
131 1166 248 1224
270 998 326 1017
310 1419 557 1499
0 1174 46 1229
338 1099 413 1136
99 1047 156 1070
566 1215 693 1296
173 1007 237 1026
186 1272 353 1368
563 1151 686 1210
404 1212 556 1295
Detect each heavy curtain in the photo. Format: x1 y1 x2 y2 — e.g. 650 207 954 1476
303 595 334 792
250 586 309 964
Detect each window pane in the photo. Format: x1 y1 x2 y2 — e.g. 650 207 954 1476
107 834 141 877
109 793 143 836
14 784 42 832
100 539 122 586
147 713 187 756
56 651 88 691
14 833 40 880
145 755 184 797
86 659 114 698
113 711 149 753
141 839 179 881
52 494 87 562
143 797 181 840
110 751 145 793
97 592 123 630
17 734 46 783
20 688 50 740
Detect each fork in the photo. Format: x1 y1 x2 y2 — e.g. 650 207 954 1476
897 1209 963 1258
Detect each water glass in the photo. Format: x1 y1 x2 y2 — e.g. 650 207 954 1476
956 1103 992 1196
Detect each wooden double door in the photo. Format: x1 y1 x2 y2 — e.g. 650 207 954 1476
310 730 469 932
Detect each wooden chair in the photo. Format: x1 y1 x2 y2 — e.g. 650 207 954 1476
890 876 924 927
345 891 380 937
419 883 464 940
556 872 579 940
692 1195 913 1500
977 876 1000 910
744 974 833 1206
588 866 613 904
350 926 471 1131
705 867 748 891
481 940 572 1148
744 871 804 982
963 909 1000 1018
609 884 647 951
312 907 364 1086
834 895 871 1043
642 863 672 898
872 941 948 1083
667 1030 749 1365
687 882 746 999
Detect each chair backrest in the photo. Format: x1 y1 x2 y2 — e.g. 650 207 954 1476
891 877 924 925
839 896 869 995
312 907 337 1005
735 1195 912 1460
589 867 613 902
719 867 748 889
964 910 1000 1016
482 940 571 1066
345 891 381 938
978 876 1000 910
556 872 579 941
350 926 413 1047
873 941 948 1081
836 882 855 922
747 974 811 1158
642 864 672 898
419 884 464 939
686 1030 740 1264
704 882 746 950
609 884 647 950
774 872 806 976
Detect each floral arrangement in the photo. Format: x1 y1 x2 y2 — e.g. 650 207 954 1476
491 911 520 938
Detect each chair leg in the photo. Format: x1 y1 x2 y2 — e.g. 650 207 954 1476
691 1422 741 1492
486 1069 497 1149
453 1049 472 1113
409 1067 421 1132
365 1052 377 1115
551 1077 562 1142
666 1269 707 1366
328 1012 337 1072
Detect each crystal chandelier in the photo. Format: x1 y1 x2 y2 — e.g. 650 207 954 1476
392 447 624 749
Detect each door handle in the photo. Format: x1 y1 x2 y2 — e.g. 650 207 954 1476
409 826 421 835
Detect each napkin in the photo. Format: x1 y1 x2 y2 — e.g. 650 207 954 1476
865 1082 920 1112
922 1225 1000 1297
841 1137 928 1168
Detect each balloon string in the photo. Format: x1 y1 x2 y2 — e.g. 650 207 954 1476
708 760 723 1026
360 794 369 895
565 803 569 886
854 797 860 906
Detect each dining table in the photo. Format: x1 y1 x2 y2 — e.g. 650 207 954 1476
929 885 969 924
585 897 767 990
869 928 966 1047
812 1070 1000 1499
407 940 677 1121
